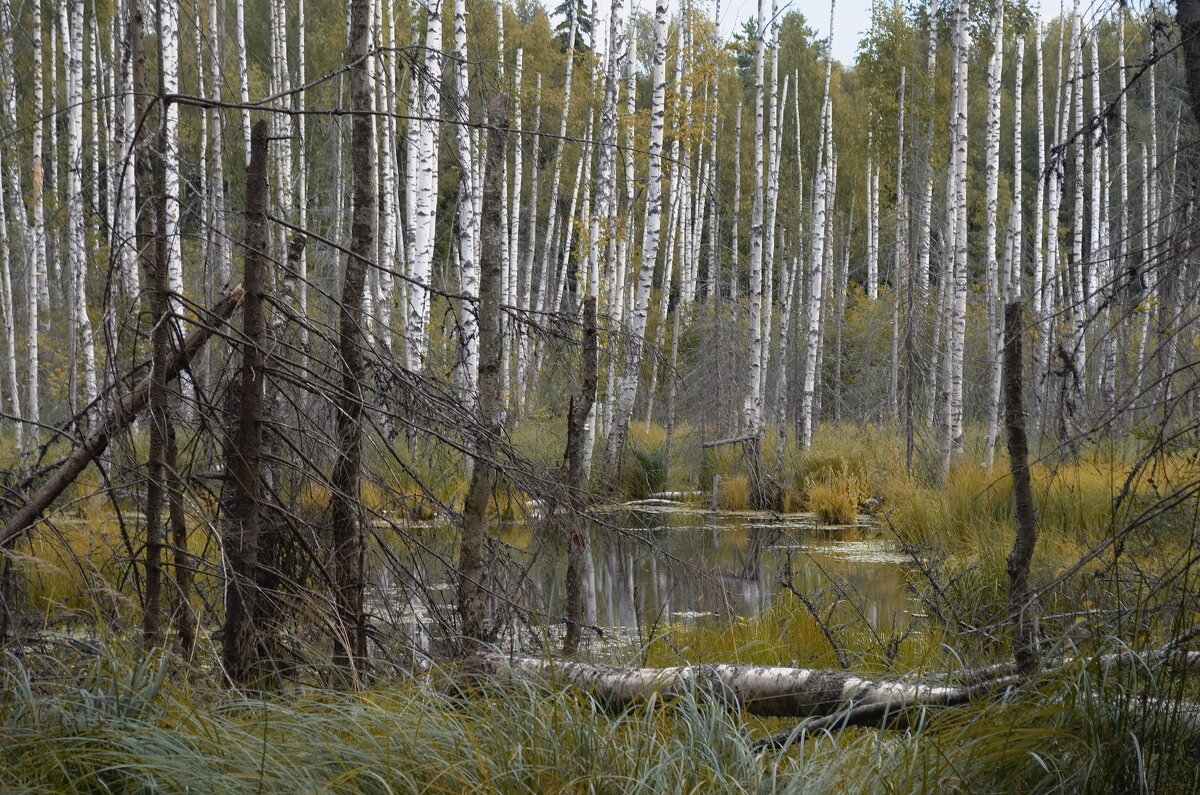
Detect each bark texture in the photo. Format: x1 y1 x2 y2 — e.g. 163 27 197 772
563 296 598 655
329 0 376 669
1004 301 1038 673
459 94 509 647
221 121 270 686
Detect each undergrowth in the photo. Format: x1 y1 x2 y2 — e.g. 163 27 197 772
2 638 1199 793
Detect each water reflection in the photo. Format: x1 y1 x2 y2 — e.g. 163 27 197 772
371 505 917 659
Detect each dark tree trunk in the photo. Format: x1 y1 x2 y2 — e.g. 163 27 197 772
139 0 167 649
329 0 376 670
1003 302 1038 674
221 120 270 686
459 94 509 648
166 425 194 663
563 295 597 655
1179 0 1200 129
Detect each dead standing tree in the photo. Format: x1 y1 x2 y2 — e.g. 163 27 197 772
1003 302 1038 673
459 94 509 649
563 295 597 655
220 120 271 687
328 0 376 672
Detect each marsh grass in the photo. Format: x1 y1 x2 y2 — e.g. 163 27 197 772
4 635 1200 793
6 423 1200 791
804 460 866 525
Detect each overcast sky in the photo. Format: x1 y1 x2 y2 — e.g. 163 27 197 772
714 0 875 64
600 0 876 66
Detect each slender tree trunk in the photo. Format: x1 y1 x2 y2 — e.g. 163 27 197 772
67 0 97 413
601 0 668 489
801 41 834 448
159 0 189 412
235 0 251 160
731 102 742 304
744 0 768 434
563 295 597 655
515 74 541 416
1003 302 1038 673
208 0 229 288
405 1 442 372
983 0 1005 466
222 121 270 686
0 0 22 444
329 0 376 670
891 67 906 422
459 94 509 647
27 0 46 440
938 0 969 483
453 0 479 402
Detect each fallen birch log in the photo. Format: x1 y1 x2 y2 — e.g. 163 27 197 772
478 654 992 718
1 286 245 548
479 647 1200 746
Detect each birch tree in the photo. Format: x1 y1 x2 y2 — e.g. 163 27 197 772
601 0 668 489
983 0 1005 467
800 8 834 449
938 0 969 482
453 0 480 401
67 0 98 412
743 0 768 434
405 0 443 372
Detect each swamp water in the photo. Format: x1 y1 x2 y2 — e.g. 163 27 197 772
373 504 920 664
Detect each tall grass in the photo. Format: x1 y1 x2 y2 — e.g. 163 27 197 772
3 638 1198 793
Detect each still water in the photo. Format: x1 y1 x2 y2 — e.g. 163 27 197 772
373 503 918 661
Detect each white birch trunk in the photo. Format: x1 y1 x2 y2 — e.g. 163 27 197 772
405 1 442 372
67 0 97 411
891 66 906 420
938 0 969 480
235 0 251 162
208 0 229 289
159 0 187 408
915 0 938 301
866 139 878 301
1068 5 1086 398
801 56 834 448
760 42 784 416
453 0 479 400
983 0 1004 467
515 74 542 415
1031 26 1044 316
743 0 769 434
0 0 27 441
601 0 667 486
27 0 46 429
731 102 742 303
0 145 19 445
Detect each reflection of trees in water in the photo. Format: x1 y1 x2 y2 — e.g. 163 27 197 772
368 514 913 656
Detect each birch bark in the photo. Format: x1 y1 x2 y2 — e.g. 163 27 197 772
601 0 668 489
983 0 1005 467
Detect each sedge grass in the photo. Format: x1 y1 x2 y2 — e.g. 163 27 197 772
3 635 1199 793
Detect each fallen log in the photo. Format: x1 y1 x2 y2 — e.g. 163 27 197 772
1 286 245 548
480 647 1200 748
478 654 986 718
